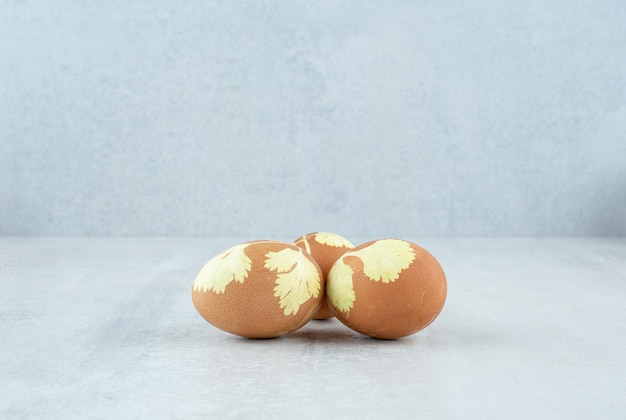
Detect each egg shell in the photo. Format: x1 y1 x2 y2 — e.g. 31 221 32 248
326 239 447 339
192 240 323 338
293 232 355 320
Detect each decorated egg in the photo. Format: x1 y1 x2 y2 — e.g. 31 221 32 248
293 232 355 319
192 240 323 338
326 239 447 339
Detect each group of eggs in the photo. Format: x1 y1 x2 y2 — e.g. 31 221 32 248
191 232 447 339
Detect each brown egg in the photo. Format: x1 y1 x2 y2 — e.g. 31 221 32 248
192 240 323 338
326 239 447 339
293 232 355 320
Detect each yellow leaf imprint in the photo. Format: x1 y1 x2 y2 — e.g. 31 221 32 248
314 232 355 248
358 239 416 283
265 248 321 316
193 244 252 293
294 236 312 254
327 258 355 313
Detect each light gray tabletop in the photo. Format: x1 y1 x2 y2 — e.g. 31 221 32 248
1 237 625 419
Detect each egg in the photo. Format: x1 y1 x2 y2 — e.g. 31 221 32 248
192 240 323 338
293 232 355 319
326 239 447 339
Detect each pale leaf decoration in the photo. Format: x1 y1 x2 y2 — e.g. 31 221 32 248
358 239 416 283
314 232 354 248
294 236 312 254
327 258 355 313
265 248 321 316
193 244 252 293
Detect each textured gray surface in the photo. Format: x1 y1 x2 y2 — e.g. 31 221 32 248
1 1 626 237
1 237 625 419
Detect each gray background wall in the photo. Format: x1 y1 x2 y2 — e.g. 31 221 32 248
1 0 625 237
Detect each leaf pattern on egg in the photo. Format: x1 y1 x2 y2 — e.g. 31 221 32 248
314 232 354 248
265 248 321 316
327 257 356 313
193 244 252 293
357 239 416 283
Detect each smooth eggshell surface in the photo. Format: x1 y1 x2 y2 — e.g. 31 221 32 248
192 240 323 338
293 232 355 319
326 239 447 339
